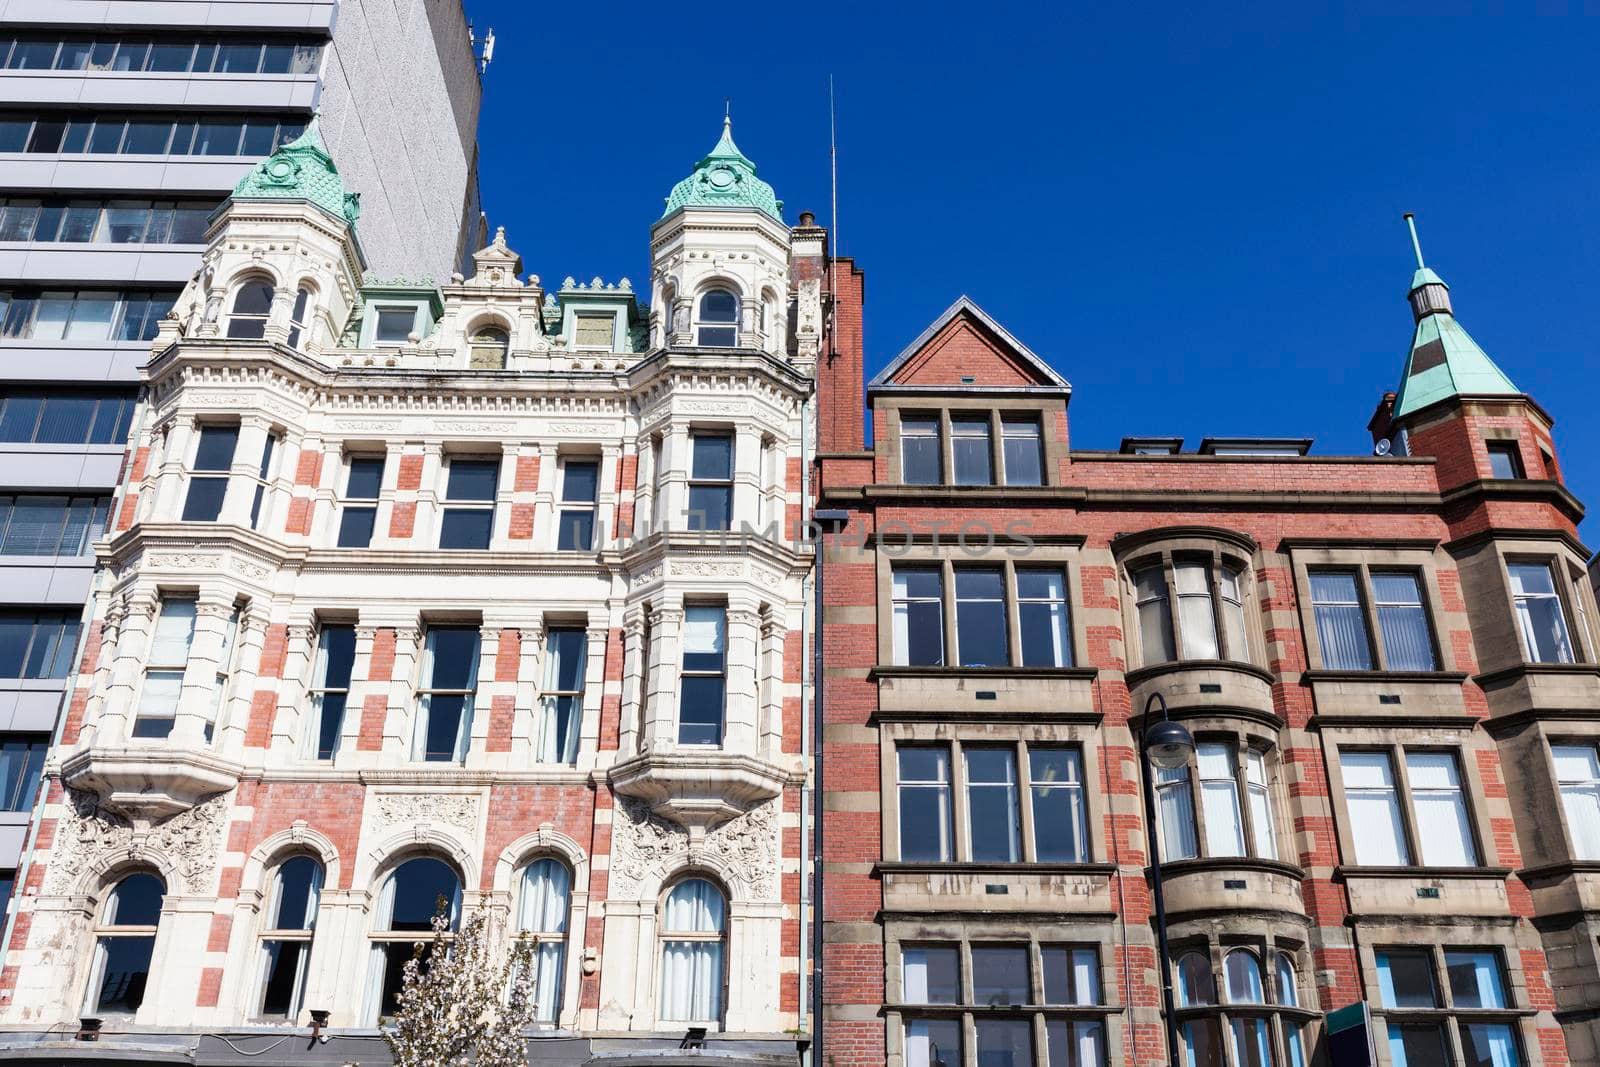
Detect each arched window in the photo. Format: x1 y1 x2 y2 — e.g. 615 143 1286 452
285 286 313 348
517 858 571 1025
1276 954 1307 1067
86 872 165 1016
694 288 739 348
257 856 323 1020
1175 951 1223 1067
1225 949 1265 1002
365 856 461 1024
225 277 275 339
469 325 509 369
1225 950 1273 1067
1176 952 1215 1007
659 877 725 1023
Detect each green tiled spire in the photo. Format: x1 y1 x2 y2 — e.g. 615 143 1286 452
661 117 783 222
1391 216 1519 419
231 117 362 228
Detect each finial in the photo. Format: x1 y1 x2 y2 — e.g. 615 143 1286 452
1403 212 1426 269
724 98 732 135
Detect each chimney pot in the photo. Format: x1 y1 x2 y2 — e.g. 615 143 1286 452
798 211 816 227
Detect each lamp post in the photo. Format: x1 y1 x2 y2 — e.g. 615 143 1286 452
1140 690 1195 1067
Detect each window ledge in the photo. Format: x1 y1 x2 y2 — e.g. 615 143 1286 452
888 1002 1124 1017
877 861 1117 876
1332 865 1512 882
1149 856 1305 881
1301 669 1469 685
1516 860 1600 882
1307 713 1481 731
869 665 1098 681
1124 659 1275 687
861 484 1088 504
1474 662 1600 687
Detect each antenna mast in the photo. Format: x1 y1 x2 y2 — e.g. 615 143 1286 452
1403 212 1426 269
828 75 838 357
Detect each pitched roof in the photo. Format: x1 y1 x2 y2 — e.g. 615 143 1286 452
869 295 1070 390
1392 274 1520 419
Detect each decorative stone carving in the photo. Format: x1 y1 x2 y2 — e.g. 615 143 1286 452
669 560 744 578
609 795 777 900
372 792 479 832
46 788 228 895
146 552 221 571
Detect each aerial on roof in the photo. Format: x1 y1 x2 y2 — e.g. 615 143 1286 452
661 116 784 223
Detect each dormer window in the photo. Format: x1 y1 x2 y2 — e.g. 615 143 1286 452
468 326 508 369
694 289 738 347
373 306 415 345
573 313 614 350
225 277 274 339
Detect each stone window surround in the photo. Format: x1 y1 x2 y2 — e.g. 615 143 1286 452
164 413 289 529
1353 928 1539 1067
877 721 1106 865
875 544 1087 670
1487 541 1597 666
80 867 168 1019
883 917 1124 1067
1113 529 1260 670
1321 728 1498 874
1165 930 1319 1067
1530 726 1600 869
1285 545 1455 674
876 396 1064 489
247 851 322 1021
1148 719 1288 867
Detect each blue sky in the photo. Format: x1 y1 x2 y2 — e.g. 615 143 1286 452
474 3 1599 533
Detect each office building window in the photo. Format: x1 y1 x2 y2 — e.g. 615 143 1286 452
557 458 599 551
950 414 993 485
686 433 732 531
902 942 1104 1067
365 857 460 1024
517 859 571 1024
0 610 81 679
0 495 109 555
439 458 498 549
0 287 176 342
1552 744 1600 860
658 878 726 1023
679 606 726 746
0 870 13 928
954 567 1008 668
0 390 134 445
900 414 942 485
895 741 1090 864
693 289 739 348
1017 567 1073 667
86 872 165 1015
536 628 586 764
182 424 239 521
304 625 355 761
0 112 303 157
132 597 195 739
1339 749 1479 868
1001 414 1044 485
0 197 215 244
0 734 47 811
1485 441 1524 479
256 856 321 1020
0 35 321 74
337 456 384 548
965 746 1021 863
1509 562 1576 664
412 627 479 762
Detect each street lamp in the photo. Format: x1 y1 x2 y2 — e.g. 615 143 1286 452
1140 690 1195 1067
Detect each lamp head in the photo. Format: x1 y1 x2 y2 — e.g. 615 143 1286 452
1144 719 1195 769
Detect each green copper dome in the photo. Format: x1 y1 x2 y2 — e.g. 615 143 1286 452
661 117 783 222
231 117 361 227
1392 269 1520 420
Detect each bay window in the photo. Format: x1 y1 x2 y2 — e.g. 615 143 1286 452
1338 749 1480 868
678 605 725 745
412 626 479 762
225 277 273 339
686 433 732 532
1552 744 1600 860
693 289 739 348
1131 555 1253 666
133 596 195 739
1154 738 1279 863
1508 562 1575 664
181 424 238 522
1198 742 1246 858
1176 946 1312 1067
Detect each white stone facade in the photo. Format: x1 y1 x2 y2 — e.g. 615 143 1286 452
0 126 825 1062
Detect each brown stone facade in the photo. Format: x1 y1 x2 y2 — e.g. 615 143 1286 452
815 287 1598 1067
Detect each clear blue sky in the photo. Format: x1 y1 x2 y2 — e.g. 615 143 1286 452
473 3 1599 534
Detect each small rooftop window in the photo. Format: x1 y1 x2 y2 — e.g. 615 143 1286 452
1198 437 1312 457
1119 437 1183 455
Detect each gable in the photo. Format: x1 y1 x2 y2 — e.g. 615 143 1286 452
869 295 1069 392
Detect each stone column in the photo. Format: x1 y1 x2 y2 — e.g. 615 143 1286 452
512 619 545 763
732 425 762 532
579 614 608 760
643 602 683 749
219 416 272 526
632 436 656 538
271 622 317 759
413 442 444 548
759 611 787 757
723 599 762 751
263 285 293 344
617 607 647 753
74 596 125 749
338 625 380 764
386 625 422 762
150 418 194 520
739 295 759 349
531 442 559 547
371 440 407 547
171 596 233 746
657 426 689 533
94 592 156 743
466 625 499 764
215 608 269 758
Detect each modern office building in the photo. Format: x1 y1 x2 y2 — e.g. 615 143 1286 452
812 251 1600 1067
0 117 819 1065
0 0 484 936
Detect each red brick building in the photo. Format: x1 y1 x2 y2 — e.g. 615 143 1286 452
813 246 1600 1067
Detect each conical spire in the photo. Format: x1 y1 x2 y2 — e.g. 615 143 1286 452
1391 214 1519 419
661 114 784 222
231 115 361 227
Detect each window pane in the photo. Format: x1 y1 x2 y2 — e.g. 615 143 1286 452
561 460 598 502
194 119 244 156
374 307 413 342
892 567 944 666
898 747 951 861
1377 950 1439 1008
691 434 733 480
1486 442 1523 479
439 509 492 550
1030 747 1086 862
182 477 227 521
975 1018 1033 1066
1174 561 1219 659
1389 1024 1451 1067
1246 748 1277 860
1198 742 1245 857
1229 1017 1274 1067
971 946 1029 1006
1373 572 1437 671
1445 950 1507 1009
1554 745 1600 860
104 203 148 243
965 747 1020 862
94 935 155 1014
0 735 47 810
1 496 67 555
1310 570 1374 670
1461 1024 1521 1067
1017 568 1072 667
686 485 730 531
954 567 1008 667
1224 950 1265 1002
901 415 941 485
259 939 309 1018
1340 751 1410 865
1001 416 1044 486
906 1018 962 1067
147 41 193 72
193 425 239 471
342 456 384 499
387 857 459 931
1182 1018 1225 1067
446 459 498 501
902 946 959 1003
1042 946 1100 1005
1509 562 1574 663
1405 751 1478 866
950 416 992 485
1135 565 1175 664
1156 763 1198 860
1047 1020 1106 1067
337 507 376 548
271 856 321 931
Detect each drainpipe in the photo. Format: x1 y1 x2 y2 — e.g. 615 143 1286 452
810 506 850 1067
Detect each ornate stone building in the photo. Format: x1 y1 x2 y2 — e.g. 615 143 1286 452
813 248 1600 1067
0 118 822 1065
